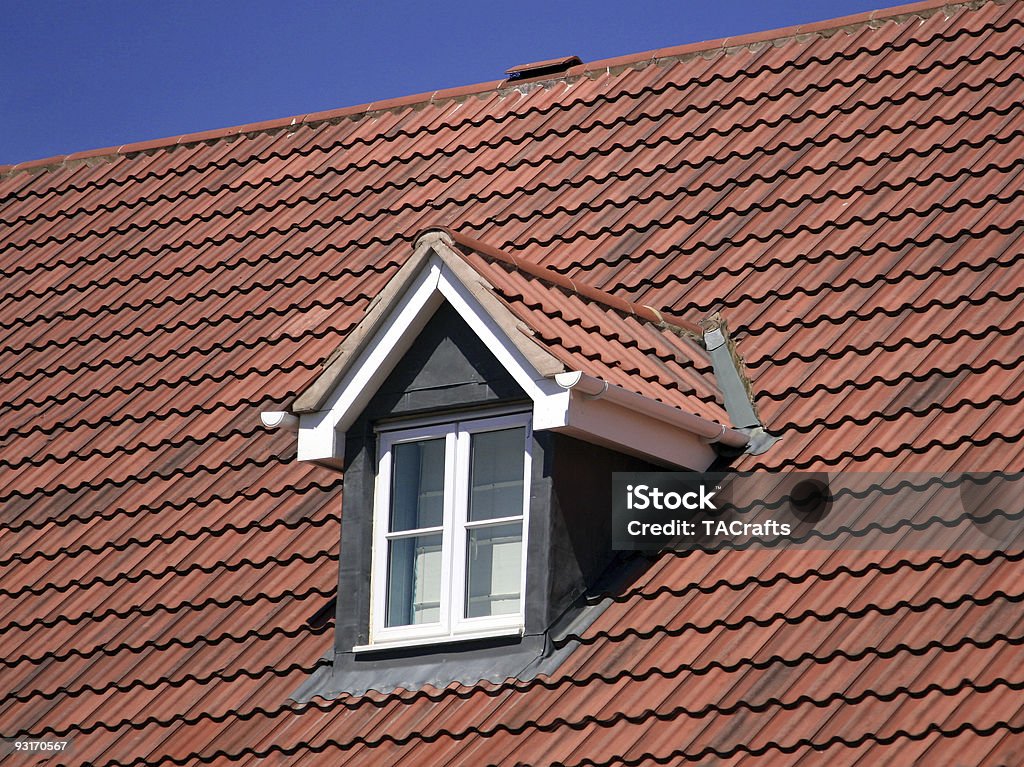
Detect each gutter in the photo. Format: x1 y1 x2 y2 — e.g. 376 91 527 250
554 371 749 449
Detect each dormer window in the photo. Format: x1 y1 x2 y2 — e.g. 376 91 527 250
371 412 531 647
278 227 767 699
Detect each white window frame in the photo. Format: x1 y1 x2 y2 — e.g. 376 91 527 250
366 411 532 648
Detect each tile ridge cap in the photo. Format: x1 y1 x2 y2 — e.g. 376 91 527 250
1 0 985 179
440 228 702 336
0 76 502 178
590 0 983 70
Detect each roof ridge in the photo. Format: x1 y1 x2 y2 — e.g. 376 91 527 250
437 227 702 336
0 0 985 178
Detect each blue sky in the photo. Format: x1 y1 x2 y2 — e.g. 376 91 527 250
1 0 889 165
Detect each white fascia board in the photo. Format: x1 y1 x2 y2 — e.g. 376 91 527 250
428 236 565 381
558 392 719 470
297 259 445 463
532 389 572 431
293 241 437 414
294 239 723 470
555 371 748 449
546 370 748 469
296 252 567 465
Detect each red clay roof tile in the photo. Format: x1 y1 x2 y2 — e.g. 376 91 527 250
2 0 1023 763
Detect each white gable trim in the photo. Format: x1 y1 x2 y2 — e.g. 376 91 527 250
296 245 566 465
290 229 748 470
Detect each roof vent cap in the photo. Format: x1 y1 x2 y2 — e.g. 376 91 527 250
505 55 582 82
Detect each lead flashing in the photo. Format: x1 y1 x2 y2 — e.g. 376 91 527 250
701 313 779 455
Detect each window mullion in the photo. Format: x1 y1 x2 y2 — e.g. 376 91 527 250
440 429 460 636
451 426 474 631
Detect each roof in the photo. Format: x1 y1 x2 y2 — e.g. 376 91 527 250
2 0 1023 763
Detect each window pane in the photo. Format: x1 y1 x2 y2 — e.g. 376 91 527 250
390 438 445 531
465 522 522 618
386 533 443 626
468 427 525 522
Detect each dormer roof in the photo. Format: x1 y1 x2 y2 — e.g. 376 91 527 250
291 227 751 469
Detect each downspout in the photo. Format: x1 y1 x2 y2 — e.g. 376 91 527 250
701 314 778 455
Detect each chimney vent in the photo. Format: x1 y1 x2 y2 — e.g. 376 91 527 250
505 55 582 82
